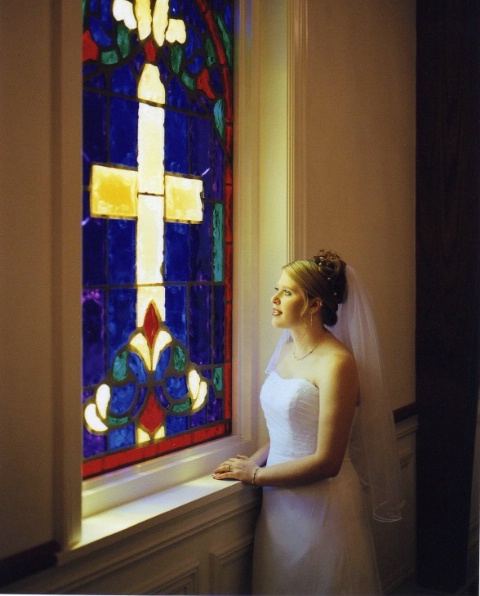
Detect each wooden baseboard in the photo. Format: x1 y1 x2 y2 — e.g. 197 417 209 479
0 540 59 589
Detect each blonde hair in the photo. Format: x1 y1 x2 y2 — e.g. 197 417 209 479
283 250 347 326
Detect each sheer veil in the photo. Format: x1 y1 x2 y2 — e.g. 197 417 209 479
266 265 404 522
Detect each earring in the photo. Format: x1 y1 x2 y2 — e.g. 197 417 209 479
310 312 314 327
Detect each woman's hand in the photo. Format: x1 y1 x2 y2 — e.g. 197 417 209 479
213 454 258 485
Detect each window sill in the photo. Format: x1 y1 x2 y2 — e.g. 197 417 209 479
58 474 257 566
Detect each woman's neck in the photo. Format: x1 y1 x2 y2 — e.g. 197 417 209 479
289 324 328 360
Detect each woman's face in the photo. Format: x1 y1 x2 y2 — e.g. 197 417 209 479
271 270 307 330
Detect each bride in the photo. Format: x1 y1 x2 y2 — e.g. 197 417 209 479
213 250 403 595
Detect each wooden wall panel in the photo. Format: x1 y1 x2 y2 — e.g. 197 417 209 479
416 0 480 592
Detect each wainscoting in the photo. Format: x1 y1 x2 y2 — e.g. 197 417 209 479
5 417 420 595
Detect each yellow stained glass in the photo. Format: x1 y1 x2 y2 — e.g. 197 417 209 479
137 194 164 284
152 0 169 46
112 0 137 30
165 175 203 222
154 426 166 440
137 427 150 444
137 287 166 327
90 165 138 218
85 403 108 432
166 19 187 44
138 64 165 105
138 104 165 195
134 0 152 41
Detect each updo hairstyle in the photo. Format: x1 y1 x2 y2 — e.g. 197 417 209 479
282 249 347 326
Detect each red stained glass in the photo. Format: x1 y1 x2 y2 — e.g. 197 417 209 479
223 364 232 419
83 30 99 62
144 39 157 62
197 68 216 99
140 392 165 434
225 243 233 302
224 301 232 361
224 185 233 242
144 302 160 349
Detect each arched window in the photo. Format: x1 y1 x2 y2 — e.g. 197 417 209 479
82 0 233 478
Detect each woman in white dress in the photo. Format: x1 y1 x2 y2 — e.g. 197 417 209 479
213 250 403 595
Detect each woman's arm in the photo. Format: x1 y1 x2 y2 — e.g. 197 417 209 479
213 352 358 487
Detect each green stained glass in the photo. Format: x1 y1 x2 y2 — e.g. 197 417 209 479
117 24 130 58
214 99 225 138
113 350 129 381
213 367 223 391
215 16 232 66
173 346 187 371
171 45 183 74
102 50 119 65
108 415 129 426
205 38 216 67
181 72 195 90
173 399 191 413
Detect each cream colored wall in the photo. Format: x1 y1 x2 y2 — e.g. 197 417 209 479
0 0 56 558
303 0 416 409
0 0 415 581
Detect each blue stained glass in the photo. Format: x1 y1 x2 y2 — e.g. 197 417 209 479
82 216 107 286
184 0 207 34
166 415 188 434
88 17 114 46
190 202 212 281
190 116 212 177
111 64 137 96
83 190 91 219
154 347 171 381
82 290 106 386
214 286 225 362
83 91 107 183
83 426 107 458
82 388 94 405
129 352 148 384
110 97 138 166
187 55 204 75
108 289 137 366
108 424 135 450
208 392 223 422
164 110 188 173
110 383 136 415
167 77 192 110
83 72 106 90
165 285 187 344
190 407 206 427
164 223 190 281
169 0 182 16
212 134 224 200
155 385 170 410
185 26 202 59
209 67 223 95
222 2 233 32
166 375 188 398
108 219 135 285
189 285 211 364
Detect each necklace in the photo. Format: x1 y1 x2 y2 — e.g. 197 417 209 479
292 336 324 361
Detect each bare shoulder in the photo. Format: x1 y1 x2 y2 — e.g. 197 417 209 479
312 336 358 388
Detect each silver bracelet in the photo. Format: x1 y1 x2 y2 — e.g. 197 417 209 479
251 466 260 486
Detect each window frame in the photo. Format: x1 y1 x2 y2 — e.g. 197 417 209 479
55 0 300 550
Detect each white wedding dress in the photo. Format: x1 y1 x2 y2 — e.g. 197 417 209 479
252 371 382 596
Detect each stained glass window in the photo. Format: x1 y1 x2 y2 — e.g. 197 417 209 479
82 0 233 479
